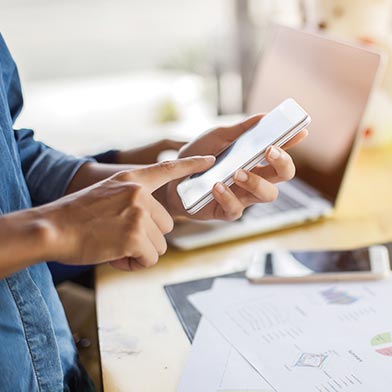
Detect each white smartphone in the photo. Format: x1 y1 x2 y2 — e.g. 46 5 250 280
246 245 391 283
177 98 311 214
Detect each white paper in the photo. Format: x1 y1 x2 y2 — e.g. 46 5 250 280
177 317 273 392
189 278 392 392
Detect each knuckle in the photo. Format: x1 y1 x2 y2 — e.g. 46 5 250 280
162 217 174 234
278 155 295 180
145 253 159 268
131 182 143 194
126 183 144 202
132 207 149 227
158 240 168 256
265 186 279 203
251 179 279 203
277 167 295 182
127 231 143 245
247 176 260 192
131 205 143 219
114 170 131 182
159 160 177 172
247 179 264 196
225 207 243 222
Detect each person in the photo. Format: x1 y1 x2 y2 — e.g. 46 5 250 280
0 32 307 391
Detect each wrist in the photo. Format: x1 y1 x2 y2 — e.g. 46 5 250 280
26 208 61 262
0 208 59 276
36 202 74 262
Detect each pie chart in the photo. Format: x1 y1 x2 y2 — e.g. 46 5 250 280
371 332 392 357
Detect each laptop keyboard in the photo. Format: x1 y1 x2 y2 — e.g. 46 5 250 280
243 191 306 220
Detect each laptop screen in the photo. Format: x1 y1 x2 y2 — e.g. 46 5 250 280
247 24 381 203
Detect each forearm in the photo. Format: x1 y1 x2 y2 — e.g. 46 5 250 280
65 162 143 194
115 139 185 165
0 208 56 278
66 139 187 196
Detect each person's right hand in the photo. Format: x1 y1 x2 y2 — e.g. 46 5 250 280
44 156 215 271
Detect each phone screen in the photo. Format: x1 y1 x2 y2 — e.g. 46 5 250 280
290 248 371 272
262 248 372 278
177 100 307 209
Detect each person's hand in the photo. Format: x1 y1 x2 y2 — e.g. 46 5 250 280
116 139 186 165
44 156 215 271
158 115 308 220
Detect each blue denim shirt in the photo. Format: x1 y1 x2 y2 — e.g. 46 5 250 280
0 34 95 391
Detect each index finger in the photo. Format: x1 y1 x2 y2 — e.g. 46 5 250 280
134 155 216 192
281 129 308 150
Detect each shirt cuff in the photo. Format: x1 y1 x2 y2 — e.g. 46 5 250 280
91 150 120 164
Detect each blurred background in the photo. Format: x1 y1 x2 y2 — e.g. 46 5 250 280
3 2 392 390
1 0 392 156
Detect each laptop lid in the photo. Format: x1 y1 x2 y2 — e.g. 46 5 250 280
247 24 382 204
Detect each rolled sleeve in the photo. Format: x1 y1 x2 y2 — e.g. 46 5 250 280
91 149 119 164
14 128 95 206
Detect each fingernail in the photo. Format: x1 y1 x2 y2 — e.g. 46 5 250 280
235 170 248 182
206 155 216 163
269 146 280 159
215 182 226 194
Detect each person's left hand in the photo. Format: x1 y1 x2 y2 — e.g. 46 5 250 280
116 139 186 165
156 114 308 221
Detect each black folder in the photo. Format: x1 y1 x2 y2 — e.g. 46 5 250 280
164 271 245 342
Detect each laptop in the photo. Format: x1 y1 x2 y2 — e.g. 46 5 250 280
167 24 383 250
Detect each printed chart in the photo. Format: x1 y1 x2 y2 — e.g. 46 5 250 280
320 287 359 305
294 353 328 368
371 331 392 357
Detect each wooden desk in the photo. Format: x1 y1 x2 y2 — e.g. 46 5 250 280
96 146 392 392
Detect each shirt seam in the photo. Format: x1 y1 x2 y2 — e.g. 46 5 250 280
5 276 42 392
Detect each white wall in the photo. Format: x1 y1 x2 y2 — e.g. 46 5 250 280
0 0 235 82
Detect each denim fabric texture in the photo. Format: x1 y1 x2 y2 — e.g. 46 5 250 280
0 33 95 391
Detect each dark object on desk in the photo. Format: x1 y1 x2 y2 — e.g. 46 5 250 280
164 271 245 342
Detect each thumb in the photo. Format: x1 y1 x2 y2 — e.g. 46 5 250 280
180 114 264 158
161 139 187 151
134 155 216 192
219 114 264 143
